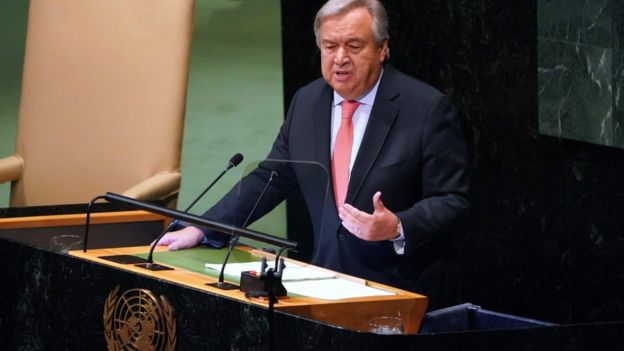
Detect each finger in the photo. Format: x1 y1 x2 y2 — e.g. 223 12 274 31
168 235 188 251
372 191 385 212
341 203 359 215
339 209 366 236
338 205 357 223
342 203 370 223
341 220 361 237
156 236 174 246
339 216 357 233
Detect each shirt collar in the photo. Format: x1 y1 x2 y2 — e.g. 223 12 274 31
333 69 384 107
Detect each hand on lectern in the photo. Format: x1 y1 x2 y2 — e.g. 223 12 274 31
155 226 204 251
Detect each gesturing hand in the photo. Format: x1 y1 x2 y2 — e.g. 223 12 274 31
338 191 400 241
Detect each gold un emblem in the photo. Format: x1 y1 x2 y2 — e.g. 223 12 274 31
103 286 176 351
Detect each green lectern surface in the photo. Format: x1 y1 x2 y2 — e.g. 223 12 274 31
136 246 260 284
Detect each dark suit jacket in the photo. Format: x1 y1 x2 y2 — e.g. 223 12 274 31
202 65 470 309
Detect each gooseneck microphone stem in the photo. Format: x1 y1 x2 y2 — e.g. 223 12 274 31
82 195 108 252
144 153 244 266
184 153 243 214
143 221 176 268
81 153 250 270
274 246 293 271
216 171 278 286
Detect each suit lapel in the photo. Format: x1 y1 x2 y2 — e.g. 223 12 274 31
313 85 334 205
346 68 400 205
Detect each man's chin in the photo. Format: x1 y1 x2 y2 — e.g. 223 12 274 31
330 84 357 100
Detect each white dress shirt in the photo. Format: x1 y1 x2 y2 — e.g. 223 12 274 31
330 71 406 254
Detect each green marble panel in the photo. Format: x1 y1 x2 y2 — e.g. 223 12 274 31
614 1 624 50
538 0 623 148
538 0 612 47
615 49 624 146
538 39 615 146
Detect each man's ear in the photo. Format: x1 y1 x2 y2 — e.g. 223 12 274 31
379 39 389 62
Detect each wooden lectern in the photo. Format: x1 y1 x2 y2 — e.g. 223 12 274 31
0 206 427 350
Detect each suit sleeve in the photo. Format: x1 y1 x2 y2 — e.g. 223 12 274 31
196 91 302 246
396 95 470 255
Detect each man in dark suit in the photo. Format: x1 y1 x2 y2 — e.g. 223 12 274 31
157 0 469 310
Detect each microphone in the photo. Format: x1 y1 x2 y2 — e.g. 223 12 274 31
208 170 278 289
91 153 243 271
135 153 244 271
183 153 244 212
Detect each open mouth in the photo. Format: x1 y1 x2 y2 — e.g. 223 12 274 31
334 70 351 81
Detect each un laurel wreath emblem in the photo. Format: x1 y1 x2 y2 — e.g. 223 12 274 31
103 286 176 351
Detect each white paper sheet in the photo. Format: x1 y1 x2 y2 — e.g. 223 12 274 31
283 278 395 300
204 261 336 281
205 261 395 300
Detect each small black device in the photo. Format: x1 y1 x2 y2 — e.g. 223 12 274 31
240 257 287 298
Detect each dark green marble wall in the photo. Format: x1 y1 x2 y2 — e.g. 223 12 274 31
538 0 624 148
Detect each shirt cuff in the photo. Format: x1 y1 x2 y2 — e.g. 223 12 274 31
200 235 227 248
391 221 405 255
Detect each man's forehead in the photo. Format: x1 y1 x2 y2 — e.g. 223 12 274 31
318 11 374 41
319 8 372 28
320 33 367 43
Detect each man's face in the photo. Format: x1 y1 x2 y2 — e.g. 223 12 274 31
318 7 388 100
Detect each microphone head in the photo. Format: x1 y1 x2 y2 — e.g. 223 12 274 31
227 153 244 169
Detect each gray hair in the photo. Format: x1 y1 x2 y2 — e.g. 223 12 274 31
314 0 390 58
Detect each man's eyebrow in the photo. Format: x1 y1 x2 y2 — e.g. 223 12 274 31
347 38 365 44
321 37 365 44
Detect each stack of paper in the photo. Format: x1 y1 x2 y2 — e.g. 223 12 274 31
283 279 394 300
204 261 396 300
204 261 335 281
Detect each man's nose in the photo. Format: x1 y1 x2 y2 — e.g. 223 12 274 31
334 47 350 65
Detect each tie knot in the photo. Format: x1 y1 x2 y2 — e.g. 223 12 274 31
341 100 360 120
